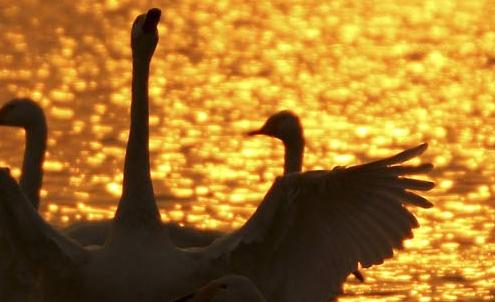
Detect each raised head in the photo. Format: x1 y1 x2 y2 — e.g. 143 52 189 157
131 8 161 62
113 8 162 234
247 110 303 144
0 98 45 130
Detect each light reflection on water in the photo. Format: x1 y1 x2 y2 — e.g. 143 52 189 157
0 0 494 301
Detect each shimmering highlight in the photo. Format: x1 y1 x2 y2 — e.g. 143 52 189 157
0 0 493 301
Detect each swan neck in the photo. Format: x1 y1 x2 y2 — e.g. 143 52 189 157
21 123 47 210
113 58 161 231
283 136 304 174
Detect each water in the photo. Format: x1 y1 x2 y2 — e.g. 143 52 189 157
0 0 494 300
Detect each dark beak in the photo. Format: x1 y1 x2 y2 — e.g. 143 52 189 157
143 8 161 33
246 129 264 136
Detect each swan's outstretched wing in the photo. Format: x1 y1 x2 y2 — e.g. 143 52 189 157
204 144 433 302
0 168 87 277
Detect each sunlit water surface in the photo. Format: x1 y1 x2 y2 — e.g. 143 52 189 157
0 0 494 301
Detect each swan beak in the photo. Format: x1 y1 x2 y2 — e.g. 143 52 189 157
143 8 161 33
246 129 264 136
246 122 274 136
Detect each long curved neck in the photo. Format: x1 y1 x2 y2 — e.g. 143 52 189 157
113 57 161 232
283 134 304 174
20 123 47 210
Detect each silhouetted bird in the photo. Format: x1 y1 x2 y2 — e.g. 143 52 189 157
247 110 365 283
0 8 433 302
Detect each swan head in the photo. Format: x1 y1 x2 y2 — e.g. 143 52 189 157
131 8 161 62
0 98 46 130
172 275 265 302
247 110 303 145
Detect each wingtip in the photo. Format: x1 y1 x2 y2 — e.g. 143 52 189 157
353 270 365 282
423 163 434 172
415 143 428 155
422 200 434 208
416 198 434 209
426 182 435 190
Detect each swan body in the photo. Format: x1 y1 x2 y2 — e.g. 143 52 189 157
248 110 365 283
61 219 221 247
171 275 266 302
0 8 434 302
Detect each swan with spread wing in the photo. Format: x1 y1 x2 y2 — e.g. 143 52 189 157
0 8 434 302
247 110 365 283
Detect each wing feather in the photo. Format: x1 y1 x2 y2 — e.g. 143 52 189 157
323 208 368 271
337 202 389 267
364 177 434 191
0 168 86 277
352 143 428 170
367 191 419 229
363 199 408 249
204 144 433 302
370 163 433 175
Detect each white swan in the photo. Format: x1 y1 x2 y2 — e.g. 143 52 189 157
247 110 365 282
0 98 223 247
0 8 434 302
170 275 266 302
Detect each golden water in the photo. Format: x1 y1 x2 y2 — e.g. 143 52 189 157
0 0 494 300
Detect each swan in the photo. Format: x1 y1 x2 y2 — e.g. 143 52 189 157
0 98 223 248
0 8 434 302
247 110 365 283
170 275 266 302
247 110 364 282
